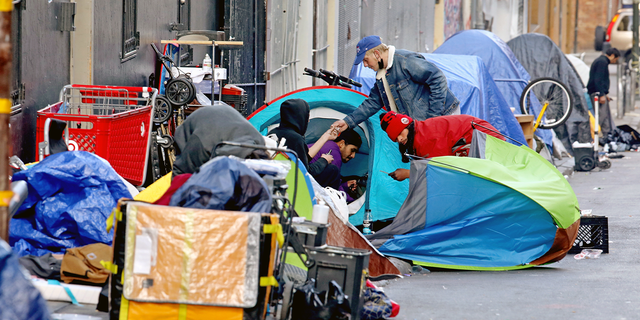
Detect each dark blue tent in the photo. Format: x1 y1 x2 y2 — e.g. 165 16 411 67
433 30 553 147
349 53 527 146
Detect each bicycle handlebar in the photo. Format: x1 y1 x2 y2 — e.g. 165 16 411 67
303 67 362 89
320 69 362 88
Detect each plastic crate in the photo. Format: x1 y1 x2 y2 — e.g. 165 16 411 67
569 215 609 253
36 85 157 186
306 246 371 320
221 84 247 115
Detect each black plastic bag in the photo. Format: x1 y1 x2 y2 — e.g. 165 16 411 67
291 279 351 320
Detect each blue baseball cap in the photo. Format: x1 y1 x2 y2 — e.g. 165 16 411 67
353 35 382 65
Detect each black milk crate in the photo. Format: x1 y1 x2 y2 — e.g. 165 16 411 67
569 215 609 254
306 246 371 320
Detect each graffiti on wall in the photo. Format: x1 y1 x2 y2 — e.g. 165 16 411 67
444 0 462 40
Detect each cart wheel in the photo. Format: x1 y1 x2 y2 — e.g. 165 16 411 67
578 156 596 171
153 95 173 123
598 159 612 170
159 134 174 148
166 78 195 106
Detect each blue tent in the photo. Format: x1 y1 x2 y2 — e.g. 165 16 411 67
368 133 580 270
433 30 553 146
349 53 527 146
248 86 410 224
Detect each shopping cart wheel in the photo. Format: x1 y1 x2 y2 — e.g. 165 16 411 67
165 78 196 106
159 134 174 148
153 95 173 123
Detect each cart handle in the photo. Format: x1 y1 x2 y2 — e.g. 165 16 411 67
69 84 155 93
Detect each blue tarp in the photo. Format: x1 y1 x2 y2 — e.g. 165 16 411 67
0 240 50 320
433 30 553 146
10 151 132 257
378 164 556 268
349 53 527 146
248 87 409 224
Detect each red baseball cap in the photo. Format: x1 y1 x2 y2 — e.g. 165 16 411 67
380 111 413 142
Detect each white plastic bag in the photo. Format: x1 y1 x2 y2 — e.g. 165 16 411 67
324 187 349 221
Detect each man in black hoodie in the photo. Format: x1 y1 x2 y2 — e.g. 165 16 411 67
269 99 341 188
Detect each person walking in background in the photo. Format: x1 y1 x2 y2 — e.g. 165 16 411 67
587 47 620 137
333 35 460 133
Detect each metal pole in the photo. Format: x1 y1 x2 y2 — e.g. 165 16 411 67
574 0 579 53
0 0 13 242
617 63 624 118
633 0 639 111
471 0 485 29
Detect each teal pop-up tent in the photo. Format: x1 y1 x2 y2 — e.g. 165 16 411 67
247 86 410 225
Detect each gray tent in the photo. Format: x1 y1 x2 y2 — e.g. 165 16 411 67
507 34 595 153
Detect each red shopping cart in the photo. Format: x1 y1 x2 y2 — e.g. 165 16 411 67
36 84 160 186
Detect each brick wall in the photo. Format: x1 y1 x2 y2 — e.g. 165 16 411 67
577 0 619 51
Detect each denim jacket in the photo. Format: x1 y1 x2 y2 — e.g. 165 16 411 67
344 49 459 129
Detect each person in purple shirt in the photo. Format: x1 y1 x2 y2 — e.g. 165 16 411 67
308 129 362 189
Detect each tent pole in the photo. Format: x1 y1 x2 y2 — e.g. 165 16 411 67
0 1 13 242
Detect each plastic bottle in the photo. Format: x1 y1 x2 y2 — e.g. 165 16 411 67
312 199 329 224
202 54 212 73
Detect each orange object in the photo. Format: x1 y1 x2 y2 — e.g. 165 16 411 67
109 201 281 319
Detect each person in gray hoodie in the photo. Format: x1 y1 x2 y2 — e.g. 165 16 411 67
172 103 268 176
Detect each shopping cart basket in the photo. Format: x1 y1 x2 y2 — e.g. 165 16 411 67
36 84 159 186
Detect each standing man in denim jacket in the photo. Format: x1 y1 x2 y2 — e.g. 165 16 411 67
333 35 460 132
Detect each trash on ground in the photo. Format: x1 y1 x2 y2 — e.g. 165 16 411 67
574 249 603 260
580 209 593 216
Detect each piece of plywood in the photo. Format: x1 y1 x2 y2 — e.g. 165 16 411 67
515 114 535 149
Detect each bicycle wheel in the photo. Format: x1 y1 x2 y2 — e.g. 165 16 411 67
519 77 573 129
153 95 173 123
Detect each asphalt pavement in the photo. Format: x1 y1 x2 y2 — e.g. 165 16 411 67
383 59 640 319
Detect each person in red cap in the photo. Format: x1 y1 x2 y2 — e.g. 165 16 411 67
380 111 505 181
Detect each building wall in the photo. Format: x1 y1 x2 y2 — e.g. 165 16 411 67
528 0 578 53
11 0 233 162
576 0 619 51
93 0 183 86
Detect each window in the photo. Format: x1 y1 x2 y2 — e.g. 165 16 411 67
121 0 139 62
